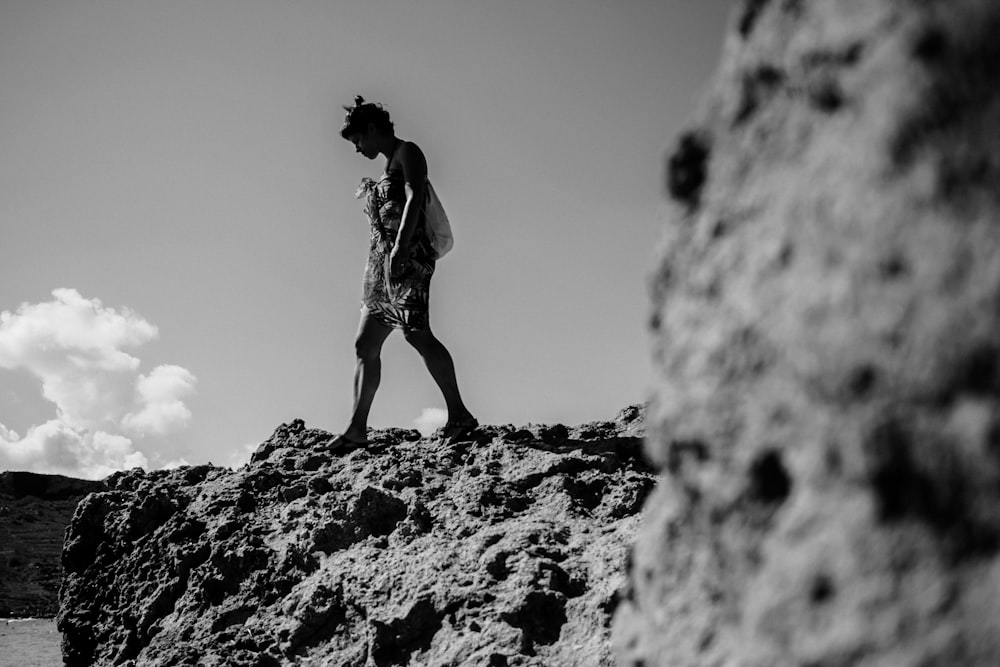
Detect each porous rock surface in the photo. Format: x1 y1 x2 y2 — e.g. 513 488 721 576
615 0 1000 665
58 407 650 666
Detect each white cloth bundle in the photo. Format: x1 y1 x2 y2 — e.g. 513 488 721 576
424 180 454 259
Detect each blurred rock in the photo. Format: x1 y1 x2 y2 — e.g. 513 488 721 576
57 407 650 666
615 0 1000 665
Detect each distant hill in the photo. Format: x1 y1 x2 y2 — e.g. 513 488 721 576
0 471 106 617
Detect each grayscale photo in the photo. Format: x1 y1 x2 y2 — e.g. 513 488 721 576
2 0 998 665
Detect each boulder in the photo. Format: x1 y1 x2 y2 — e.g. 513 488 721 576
58 407 651 666
614 0 1000 665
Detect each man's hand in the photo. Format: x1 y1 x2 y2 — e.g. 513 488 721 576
389 245 408 278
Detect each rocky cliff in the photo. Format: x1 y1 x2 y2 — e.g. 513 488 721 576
0 471 105 617
615 0 1000 665
58 408 650 666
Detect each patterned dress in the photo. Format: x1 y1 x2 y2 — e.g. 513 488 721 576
356 165 436 331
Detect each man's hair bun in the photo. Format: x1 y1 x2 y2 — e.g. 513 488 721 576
340 96 393 139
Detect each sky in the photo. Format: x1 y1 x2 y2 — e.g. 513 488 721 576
0 0 735 479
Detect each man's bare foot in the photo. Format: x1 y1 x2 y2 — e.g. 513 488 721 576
438 415 479 442
327 428 368 453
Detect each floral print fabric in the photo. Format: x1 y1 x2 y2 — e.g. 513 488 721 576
355 168 436 331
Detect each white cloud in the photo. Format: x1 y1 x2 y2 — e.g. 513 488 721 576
160 457 193 470
0 420 80 471
413 407 447 436
0 288 155 375
0 423 19 443
0 289 195 480
0 420 149 480
122 365 197 436
225 441 260 469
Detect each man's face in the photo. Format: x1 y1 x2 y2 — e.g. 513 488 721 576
348 127 377 160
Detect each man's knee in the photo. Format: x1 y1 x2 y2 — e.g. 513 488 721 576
355 335 382 361
402 328 431 349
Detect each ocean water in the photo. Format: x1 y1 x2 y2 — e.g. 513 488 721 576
0 618 62 667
